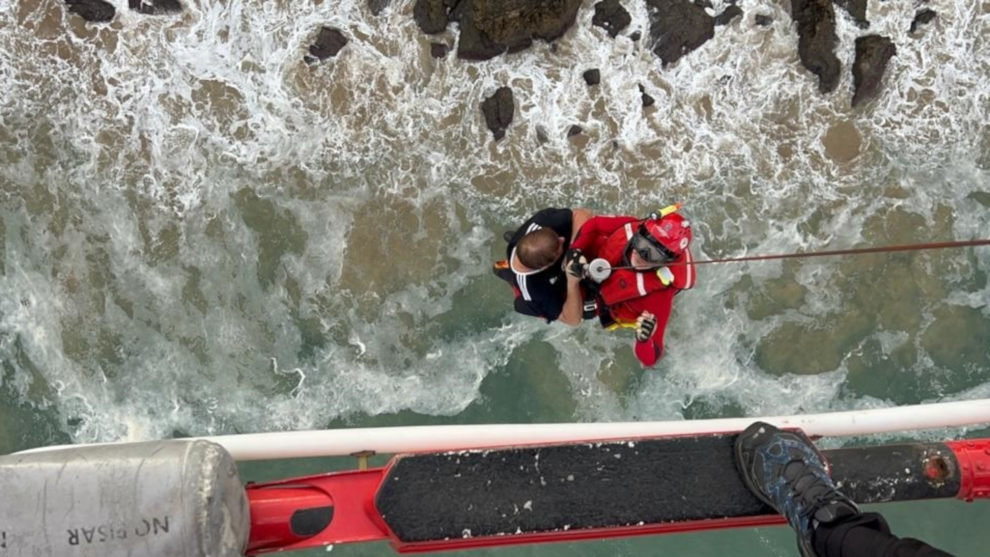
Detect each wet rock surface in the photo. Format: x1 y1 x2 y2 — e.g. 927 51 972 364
910 9 937 34
430 43 450 58
592 0 632 38
646 0 715 66
456 0 583 60
481 87 515 141
368 0 391 16
791 0 841 93
832 0 868 28
639 84 655 107
413 0 451 34
65 0 115 22
128 0 183 14
714 5 743 26
852 35 896 107
583 69 601 86
305 27 349 63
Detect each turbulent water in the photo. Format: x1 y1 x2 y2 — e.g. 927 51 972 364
0 0 987 455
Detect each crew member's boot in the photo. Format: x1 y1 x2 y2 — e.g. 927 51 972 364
734 421 861 556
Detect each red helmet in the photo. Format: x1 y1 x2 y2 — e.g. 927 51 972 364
643 213 692 257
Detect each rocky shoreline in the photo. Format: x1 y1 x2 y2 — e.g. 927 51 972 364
64 0 938 141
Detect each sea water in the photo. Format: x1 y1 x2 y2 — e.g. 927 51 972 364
1 0 988 554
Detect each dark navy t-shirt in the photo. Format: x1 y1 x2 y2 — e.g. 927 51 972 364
505 208 573 322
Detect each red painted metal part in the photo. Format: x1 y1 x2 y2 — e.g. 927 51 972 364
248 486 332 551
247 468 389 554
946 439 990 501
245 438 990 555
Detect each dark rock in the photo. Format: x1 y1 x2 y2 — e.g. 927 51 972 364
536 125 550 144
639 84 655 107
714 5 743 26
754 14 773 26
456 0 583 60
431 43 450 58
646 0 715 66
368 0 390 15
481 87 514 141
791 0 841 93
308 27 348 61
852 34 896 107
909 9 936 33
832 0 868 28
583 68 601 86
568 125 583 137
414 0 450 34
65 0 115 22
630 30 642 41
128 0 182 14
693 0 713 8
593 0 632 38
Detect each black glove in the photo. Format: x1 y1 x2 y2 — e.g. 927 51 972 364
564 249 588 279
635 312 657 342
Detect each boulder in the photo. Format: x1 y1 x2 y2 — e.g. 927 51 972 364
639 84 655 107
64 0 115 22
790 0 840 93
368 0 390 16
909 9 936 34
306 27 348 63
128 0 182 14
754 14 773 26
413 0 450 34
852 35 896 107
646 0 715 66
456 0 583 60
592 0 632 38
431 42 450 58
714 5 743 26
536 125 550 144
583 68 601 86
481 87 514 141
832 0 868 28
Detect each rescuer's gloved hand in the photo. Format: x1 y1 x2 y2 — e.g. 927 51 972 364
564 249 588 279
635 312 657 342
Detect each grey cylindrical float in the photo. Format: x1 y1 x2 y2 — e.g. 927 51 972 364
0 440 249 556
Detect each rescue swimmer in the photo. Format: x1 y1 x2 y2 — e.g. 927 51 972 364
566 204 696 367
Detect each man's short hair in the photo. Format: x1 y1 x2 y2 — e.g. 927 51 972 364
517 228 561 269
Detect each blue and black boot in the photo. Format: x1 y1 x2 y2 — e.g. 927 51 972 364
734 421 860 556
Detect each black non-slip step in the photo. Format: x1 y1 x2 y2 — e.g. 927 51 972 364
375 433 960 543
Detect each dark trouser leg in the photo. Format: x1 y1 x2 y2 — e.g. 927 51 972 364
812 512 954 557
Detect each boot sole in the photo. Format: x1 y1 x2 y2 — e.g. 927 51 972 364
733 422 779 511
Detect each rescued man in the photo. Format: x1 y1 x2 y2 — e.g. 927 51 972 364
492 208 593 325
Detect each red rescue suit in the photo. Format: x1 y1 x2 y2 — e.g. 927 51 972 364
572 215 696 367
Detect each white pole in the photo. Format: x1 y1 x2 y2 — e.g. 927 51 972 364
199 398 990 461
18 399 990 461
